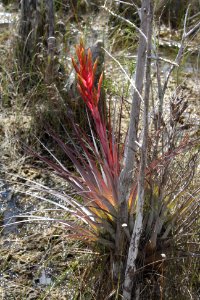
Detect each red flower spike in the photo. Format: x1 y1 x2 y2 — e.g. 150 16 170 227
72 40 120 179
72 42 102 111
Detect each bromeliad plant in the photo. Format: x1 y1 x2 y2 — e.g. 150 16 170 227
30 40 123 249
29 39 197 248
24 37 199 298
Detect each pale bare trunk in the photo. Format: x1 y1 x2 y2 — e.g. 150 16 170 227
122 1 153 298
114 1 149 280
118 0 148 225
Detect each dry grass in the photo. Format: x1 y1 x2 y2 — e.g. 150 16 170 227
0 3 199 300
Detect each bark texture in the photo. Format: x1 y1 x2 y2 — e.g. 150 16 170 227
113 0 149 282
122 1 153 298
114 1 151 279
18 0 56 80
118 0 149 220
18 0 44 69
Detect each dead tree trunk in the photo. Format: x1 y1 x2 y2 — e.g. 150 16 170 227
113 0 149 282
122 1 153 299
18 0 44 70
17 0 56 83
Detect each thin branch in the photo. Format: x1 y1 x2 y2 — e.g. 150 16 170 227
103 47 144 103
102 4 147 41
162 5 198 95
114 0 139 12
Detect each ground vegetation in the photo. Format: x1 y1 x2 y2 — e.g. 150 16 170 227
0 0 199 299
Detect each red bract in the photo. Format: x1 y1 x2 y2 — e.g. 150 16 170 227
72 41 120 179
72 40 103 113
